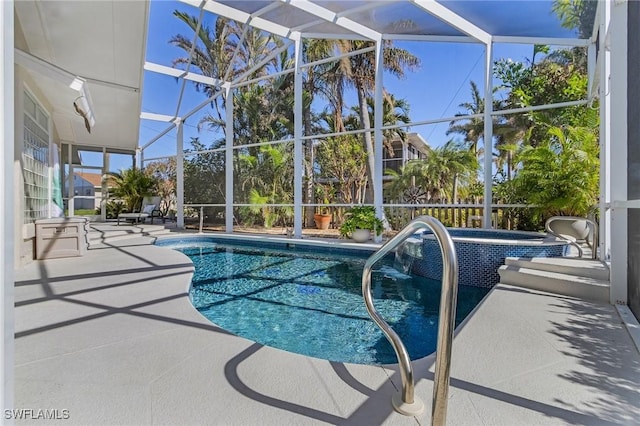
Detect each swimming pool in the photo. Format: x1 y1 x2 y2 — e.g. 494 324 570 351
157 236 489 365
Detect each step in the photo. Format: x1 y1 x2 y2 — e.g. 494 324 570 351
88 227 171 246
498 265 610 302
505 257 609 281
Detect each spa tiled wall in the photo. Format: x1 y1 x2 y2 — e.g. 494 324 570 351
410 236 567 288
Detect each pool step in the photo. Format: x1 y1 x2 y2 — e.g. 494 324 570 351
498 265 610 302
504 257 609 281
88 224 172 246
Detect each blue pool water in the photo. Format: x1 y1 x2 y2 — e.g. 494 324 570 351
157 237 489 365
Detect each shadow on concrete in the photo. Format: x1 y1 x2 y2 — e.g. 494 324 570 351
223 343 403 425
547 297 640 424
14 244 228 339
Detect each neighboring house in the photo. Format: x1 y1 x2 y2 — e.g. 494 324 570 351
64 172 112 211
382 133 429 179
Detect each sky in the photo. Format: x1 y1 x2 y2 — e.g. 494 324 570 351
99 0 575 172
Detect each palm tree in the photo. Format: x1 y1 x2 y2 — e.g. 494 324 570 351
436 140 479 202
170 12 237 124
304 40 347 133
333 40 420 203
386 140 478 204
109 168 158 213
493 117 523 181
446 81 487 156
552 0 597 39
345 94 411 156
171 13 304 229
171 12 282 133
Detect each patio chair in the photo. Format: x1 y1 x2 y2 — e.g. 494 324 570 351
142 196 165 223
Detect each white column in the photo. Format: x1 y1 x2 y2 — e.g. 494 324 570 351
373 37 384 242
1 0 14 414
176 121 184 228
599 2 610 263
293 36 303 238
608 0 627 304
482 40 494 229
101 148 109 222
68 143 75 216
225 86 234 233
47 117 53 218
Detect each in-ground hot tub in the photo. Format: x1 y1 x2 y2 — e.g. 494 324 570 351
406 228 569 288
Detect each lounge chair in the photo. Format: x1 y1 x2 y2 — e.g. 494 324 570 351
117 204 156 225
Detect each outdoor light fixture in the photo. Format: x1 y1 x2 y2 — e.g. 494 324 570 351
73 95 95 134
15 49 98 133
69 76 96 133
70 77 96 134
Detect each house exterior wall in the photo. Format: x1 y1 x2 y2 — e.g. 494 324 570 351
14 65 57 266
627 0 640 321
382 135 428 178
2 1 16 412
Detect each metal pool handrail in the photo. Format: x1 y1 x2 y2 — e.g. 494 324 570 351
361 216 458 425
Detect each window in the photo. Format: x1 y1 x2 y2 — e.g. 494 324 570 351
22 90 50 224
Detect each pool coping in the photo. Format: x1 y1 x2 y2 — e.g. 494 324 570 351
420 228 570 247
155 232 383 253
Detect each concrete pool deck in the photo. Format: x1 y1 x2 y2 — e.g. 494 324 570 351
14 232 640 425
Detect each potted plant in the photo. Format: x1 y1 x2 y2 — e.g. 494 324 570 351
313 186 332 230
339 206 383 242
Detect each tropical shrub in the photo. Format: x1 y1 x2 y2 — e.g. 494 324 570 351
108 168 158 212
315 135 367 206
96 200 127 219
503 125 599 224
144 158 176 216
237 144 294 228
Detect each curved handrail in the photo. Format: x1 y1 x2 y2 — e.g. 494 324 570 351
362 216 458 424
545 216 599 260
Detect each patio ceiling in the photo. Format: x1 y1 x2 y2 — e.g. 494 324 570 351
14 0 149 155
201 0 592 43
142 0 594 146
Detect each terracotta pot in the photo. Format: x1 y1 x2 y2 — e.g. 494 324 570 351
351 229 371 243
314 213 331 230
